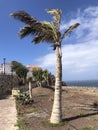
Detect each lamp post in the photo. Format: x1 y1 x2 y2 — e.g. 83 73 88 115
3 58 6 75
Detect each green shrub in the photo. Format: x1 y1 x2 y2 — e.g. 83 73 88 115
17 118 29 130
81 126 94 130
15 91 33 105
92 102 98 108
42 120 65 127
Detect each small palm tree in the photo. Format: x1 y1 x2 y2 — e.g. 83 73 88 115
32 69 43 87
10 9 79 123
43 69 50 87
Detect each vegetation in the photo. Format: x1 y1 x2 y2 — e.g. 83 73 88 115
81 126 94 130
17 118 29 130
42 120 65 127
32 68 54 88
11 61 28 84
92 101 98 108
11 9 79 123
15 91 33 105
16 66 28 84
42 69 50 87
11 61 23 71
32 69 43 87
0 74 20 95
15 94 33 130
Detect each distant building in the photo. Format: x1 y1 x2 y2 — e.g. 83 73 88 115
0 62 42 76
26 65 41 77
0 65 3 74
0 62 12 75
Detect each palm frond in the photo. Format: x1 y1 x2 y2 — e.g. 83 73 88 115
10 10 37 25
61 23 80 41
11 10 61 46
46 9 62 30
33 32 55 44
42 21 59 41
69 23 80 30
33 23 55 43
19 25 36 38
19 21 58 44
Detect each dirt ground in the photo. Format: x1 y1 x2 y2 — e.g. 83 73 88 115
18 87 98 130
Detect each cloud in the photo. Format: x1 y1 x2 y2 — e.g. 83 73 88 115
62 41 98 72
36 6 98 80
36 53 56 68
61 6 98 42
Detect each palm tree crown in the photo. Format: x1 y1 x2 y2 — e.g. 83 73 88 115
10 9 79 49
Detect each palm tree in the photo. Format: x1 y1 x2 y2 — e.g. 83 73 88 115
32 69 43 87
10 9 79 123
42 69 50 87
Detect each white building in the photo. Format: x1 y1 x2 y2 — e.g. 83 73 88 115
26 65 41 77
0 66 3 74
0 62 12 75
0 62 41 76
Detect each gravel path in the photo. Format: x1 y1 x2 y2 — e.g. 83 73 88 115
0 96 18 130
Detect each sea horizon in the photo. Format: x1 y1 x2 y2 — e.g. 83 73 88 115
65 79 98 87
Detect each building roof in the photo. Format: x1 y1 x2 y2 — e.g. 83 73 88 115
26 65 41 70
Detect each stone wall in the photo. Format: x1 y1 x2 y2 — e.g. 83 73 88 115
0 74 20 95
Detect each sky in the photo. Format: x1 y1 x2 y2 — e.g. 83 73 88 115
0 0 98 81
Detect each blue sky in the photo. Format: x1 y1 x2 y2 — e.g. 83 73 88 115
0 0 98 81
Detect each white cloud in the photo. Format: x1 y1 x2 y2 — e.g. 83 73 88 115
36 6 98 80
62 41 98 71
36 53 56 67
84 6 98 17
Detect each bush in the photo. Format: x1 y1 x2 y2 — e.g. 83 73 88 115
92 102 98 108
15 91 33 105
81 126 94 130
17 118 29 130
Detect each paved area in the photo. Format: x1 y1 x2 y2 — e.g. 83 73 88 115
0 96 18 130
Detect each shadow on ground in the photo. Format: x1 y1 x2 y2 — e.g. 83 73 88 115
63 103 98 122
0 95 11 100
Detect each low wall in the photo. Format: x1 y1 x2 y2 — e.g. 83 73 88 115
0 74 20 95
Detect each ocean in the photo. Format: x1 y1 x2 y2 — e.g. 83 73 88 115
65 80 98 87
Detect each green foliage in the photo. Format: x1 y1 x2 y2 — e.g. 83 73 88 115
32 68 55 87
32 69 44 87
32 69 43 81
17 118 29 130
43 70 49 81
81 126 94 130
15 91 33 105
42 120 65 127
11 10 79 49
16 66 28 79
11 61 28 84
26 76 32 82
92 101 98 108
11 61 23 71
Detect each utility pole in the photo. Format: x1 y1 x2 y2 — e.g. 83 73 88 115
3 58 6 75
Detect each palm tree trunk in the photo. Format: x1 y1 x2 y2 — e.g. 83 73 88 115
50 45 62 124
29 81 32 99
